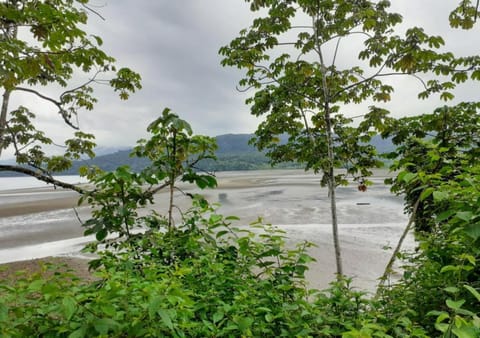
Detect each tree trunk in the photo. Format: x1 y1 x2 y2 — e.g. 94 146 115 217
377 197 421 294
325 108 343 277
0 90 11 158
0 14 18 159
314 15 343 277
167 130 177 230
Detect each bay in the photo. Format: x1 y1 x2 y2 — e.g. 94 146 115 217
0 175 85 191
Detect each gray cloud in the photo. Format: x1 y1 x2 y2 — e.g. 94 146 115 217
3 1 480 159
76 0 258 149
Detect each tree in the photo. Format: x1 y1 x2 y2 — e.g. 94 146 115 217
80 109 218 264
0 0 141 190
220 0 459 277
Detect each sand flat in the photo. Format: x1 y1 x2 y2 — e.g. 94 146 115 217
0 169 409 291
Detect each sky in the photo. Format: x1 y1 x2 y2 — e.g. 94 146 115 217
3 1 480 159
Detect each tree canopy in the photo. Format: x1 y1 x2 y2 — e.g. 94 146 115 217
220 0 480 276
0 0 141 189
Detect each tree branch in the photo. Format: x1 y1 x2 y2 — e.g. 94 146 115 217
81 3 106 21
0 164 89 194
376 196 421 294
14 86 79 129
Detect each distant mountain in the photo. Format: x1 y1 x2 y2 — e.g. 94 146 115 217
370 135 395 154
0 134 395 177
66 134 274 173
215 134 257 154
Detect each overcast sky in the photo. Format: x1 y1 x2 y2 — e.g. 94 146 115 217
4 1 480 159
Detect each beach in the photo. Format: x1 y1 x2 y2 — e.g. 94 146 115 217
0 169 411 291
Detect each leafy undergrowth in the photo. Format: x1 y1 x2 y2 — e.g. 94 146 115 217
2 111 480 337
0 200 422 337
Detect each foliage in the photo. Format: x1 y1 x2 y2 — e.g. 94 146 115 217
381 103 480 233
0 198 320 337
220 0 402 185
377 103 480 337
377 164 480 337
0 195 432 337
373 3 480 335
219 0 472 276
0 0 141 187
0 113 429 337
3 1 480 337
80 109 217 250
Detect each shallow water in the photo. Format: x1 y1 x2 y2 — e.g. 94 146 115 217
0 175 85 191
0 169 412 290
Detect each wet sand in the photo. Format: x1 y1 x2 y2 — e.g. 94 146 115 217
0 193 80 218
0 169 410 291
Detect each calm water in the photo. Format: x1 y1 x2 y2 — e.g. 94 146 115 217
0 175 84 191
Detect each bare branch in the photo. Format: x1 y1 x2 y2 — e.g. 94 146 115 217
15 86 61 107
377 197 421 293
14 86 79 129
477 0 480 22
290 25 314 29
60 70 100 100
0 164 89 194
81 3 106 21
145 182 170 197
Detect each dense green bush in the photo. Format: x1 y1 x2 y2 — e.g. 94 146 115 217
0 199 342 337
2 110 480 337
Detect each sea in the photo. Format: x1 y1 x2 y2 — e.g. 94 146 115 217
0 175 85 191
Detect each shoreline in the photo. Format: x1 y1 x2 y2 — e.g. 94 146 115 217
0 169 408 291
0 195 81 218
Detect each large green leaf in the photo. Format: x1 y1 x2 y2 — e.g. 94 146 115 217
93 318 121 335
465 222 480 241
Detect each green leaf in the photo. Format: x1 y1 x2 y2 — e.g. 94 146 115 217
68 326 87 338
101 304 117 317
62 296 77 320
96 228 108 241
471 69 480 81
148 296 162 319
429 310 449 323
402 172 416 183
445 287 460 294
435 322 450 333
440 91 455 101
456 211 474 222
158 309 174 330
446 298 465 311
437 210 455 222
464 285 480 302
420 187 434 201
93 318 120 335
236 317 253 332
265 313 275 322
460 254 476 266
452 326 478 338
0 303 8 322
433 191 449 202
193 175 217 189
213 311 224 323
28 279 44 292
441 265 459 273
216 230 229 238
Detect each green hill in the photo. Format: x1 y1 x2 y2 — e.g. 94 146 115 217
0 134 394 176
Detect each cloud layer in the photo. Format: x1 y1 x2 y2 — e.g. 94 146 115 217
3 1 480 158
